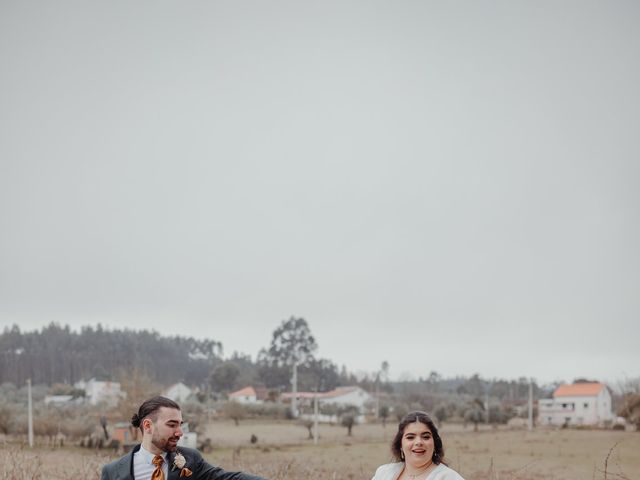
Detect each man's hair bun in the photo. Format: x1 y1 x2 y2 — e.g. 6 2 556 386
131 413 141 428
131 396 181 431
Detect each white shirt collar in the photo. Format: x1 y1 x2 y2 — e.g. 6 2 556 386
138 445 167 464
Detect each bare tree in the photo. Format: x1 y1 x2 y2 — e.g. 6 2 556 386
341 413 356 436
222 402 246 426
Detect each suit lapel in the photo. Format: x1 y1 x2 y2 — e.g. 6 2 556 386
166 451 179 480
116 445 138 480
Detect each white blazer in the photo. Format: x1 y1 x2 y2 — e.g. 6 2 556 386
371 463 465 480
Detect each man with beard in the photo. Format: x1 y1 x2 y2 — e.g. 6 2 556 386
101 396 267 480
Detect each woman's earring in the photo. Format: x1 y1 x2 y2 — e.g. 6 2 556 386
401 450 405 460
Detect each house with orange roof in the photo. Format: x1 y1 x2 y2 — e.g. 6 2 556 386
229 386 258 404
320 386 372 411
538 382 613 427
281 386 373 422
281 386 372 410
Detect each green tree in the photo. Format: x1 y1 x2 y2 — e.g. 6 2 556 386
262 316 318 416
0 323 223 387
464 398 485 432
426 371 442 392
618 393 640 430
488 405 509 424
433 403 448 424
266 316 317 367
379 405 390 427
298 418 314 439
0 405 14 434
340 411 356 437
298 358 340 391
463 374 485 397
209 363 241 392
256 351 290 389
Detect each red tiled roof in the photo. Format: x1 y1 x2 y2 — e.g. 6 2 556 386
553 382 604 397
281 386 362 400
281 392 318 399
322 386 360 398
229 386 256 397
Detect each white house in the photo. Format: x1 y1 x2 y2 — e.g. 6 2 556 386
282 386 372 410
74 378 125 407
538 382 614 427
229 386 260 404
44 395 74 406
164 382 194 403
320 386 373 411
283 386 373 423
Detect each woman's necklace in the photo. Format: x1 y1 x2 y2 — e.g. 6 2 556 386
406 473 426 480
404 462 433 480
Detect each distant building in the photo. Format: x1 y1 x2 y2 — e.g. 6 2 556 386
163 382 194 403
283 386 372 409
320 386 373 411
74 378 125 407
177 422 197 449
229 386 260 404
44 395 74 406
112 422 139 447
282 386 373 423
538 382 614 427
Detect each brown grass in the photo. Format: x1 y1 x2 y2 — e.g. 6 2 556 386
1 421 638 479
0 445 110 479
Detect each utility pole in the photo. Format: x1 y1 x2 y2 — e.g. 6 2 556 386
528 379 533 431
27 378 34 447
485 390 490 424
313 389 319 445
375 377 380 420
291 361 298 418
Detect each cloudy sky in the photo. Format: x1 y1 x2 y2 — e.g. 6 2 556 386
1 1 638 386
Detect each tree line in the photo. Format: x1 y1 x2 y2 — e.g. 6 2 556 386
0 323 221 387
1 318 550 407
7 317 636 429
0 318 360 393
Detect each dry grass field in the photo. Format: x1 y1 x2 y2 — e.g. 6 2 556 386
1 420 638 479
204 420 640 480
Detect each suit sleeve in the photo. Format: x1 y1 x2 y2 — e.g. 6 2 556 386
191 450 267 480
100 464 113 480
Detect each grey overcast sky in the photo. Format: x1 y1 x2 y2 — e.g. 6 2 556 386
1 1 638 386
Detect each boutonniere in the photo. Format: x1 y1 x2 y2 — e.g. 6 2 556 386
172 452 192 477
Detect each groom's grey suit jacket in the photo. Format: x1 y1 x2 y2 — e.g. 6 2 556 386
101 445 266 480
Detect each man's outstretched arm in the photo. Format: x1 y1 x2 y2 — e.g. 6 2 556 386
191 450 267 480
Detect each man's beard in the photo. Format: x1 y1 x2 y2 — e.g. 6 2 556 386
152 432 179 453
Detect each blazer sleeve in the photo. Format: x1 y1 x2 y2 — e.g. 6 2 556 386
198 464 266 480
190 449 267 480
100 464 113 480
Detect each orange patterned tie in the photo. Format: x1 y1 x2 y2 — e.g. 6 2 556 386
151 455 165 480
